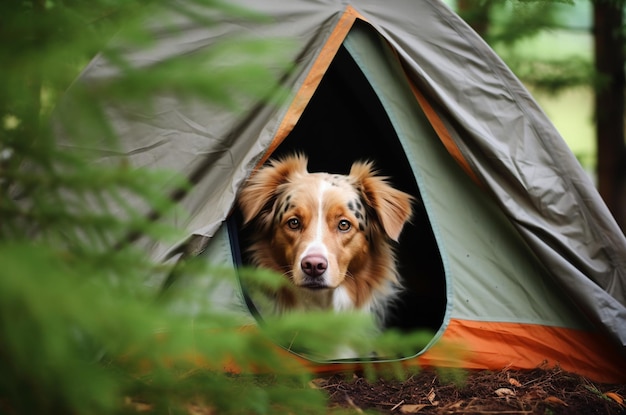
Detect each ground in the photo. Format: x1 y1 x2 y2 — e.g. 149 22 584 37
317 367 626 414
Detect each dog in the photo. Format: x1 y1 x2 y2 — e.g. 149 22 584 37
237 154 413 327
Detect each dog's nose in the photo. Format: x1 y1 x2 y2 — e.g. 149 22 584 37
301 255 328 278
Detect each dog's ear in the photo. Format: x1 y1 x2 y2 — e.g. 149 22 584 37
350 161 414 242
238 153 308 226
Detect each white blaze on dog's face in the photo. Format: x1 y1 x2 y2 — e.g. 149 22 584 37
238 154 413 310
271 171 370 289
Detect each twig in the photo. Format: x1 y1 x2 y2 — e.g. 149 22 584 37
390 399 405 411
344 395 364 414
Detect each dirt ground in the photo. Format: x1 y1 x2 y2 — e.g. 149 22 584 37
317 367 626 414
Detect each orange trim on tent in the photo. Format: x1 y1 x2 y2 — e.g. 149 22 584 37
256 5 483 192
416 319 626 384
296 319 626 383
256 6 367 169
219 319 625 383
406 80 483 186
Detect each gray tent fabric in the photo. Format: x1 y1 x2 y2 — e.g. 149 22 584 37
58 0 626 367
365 1 626 346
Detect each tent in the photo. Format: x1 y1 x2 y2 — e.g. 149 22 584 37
60 0 626 382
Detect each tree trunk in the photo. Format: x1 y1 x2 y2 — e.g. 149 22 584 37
593 0 626 232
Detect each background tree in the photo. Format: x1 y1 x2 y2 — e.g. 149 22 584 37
456 0 626 232
593 0 626 231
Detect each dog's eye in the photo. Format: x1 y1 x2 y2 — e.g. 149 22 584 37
338 219 351 232
286 218 301 230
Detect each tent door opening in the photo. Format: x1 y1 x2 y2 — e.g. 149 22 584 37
230 23 447 352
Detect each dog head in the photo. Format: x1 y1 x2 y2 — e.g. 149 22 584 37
238 154 413 298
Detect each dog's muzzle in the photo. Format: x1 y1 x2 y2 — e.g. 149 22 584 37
300 254 329 289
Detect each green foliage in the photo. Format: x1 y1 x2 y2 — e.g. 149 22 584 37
503 56 594 93
0 1 440 414
457 0 593 93
487 1 561 46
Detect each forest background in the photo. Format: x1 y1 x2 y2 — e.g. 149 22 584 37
453 0 626 231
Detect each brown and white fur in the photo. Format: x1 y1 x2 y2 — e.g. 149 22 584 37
237 154 413 326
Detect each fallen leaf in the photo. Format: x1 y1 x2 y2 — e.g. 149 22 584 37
399 403 429 413
544 396 568 407
508 377 522 387
444 401 464 410
495 388 515 398
605 392 624 406
427 388 439 405
523 387 547 400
